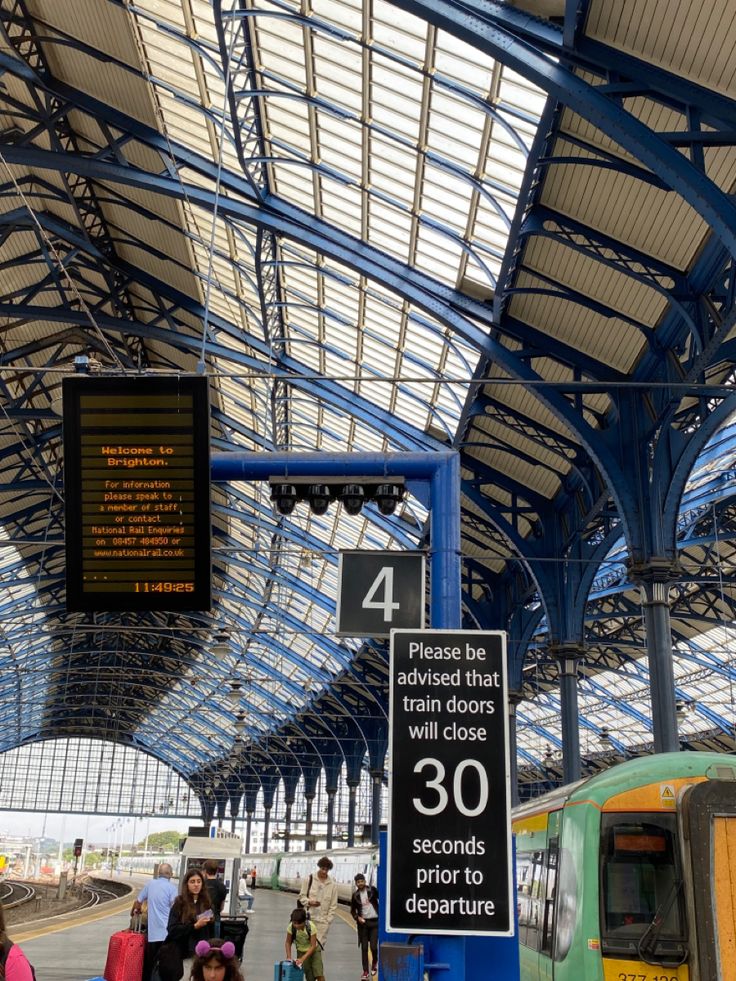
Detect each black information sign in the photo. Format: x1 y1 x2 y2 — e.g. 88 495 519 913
387 629 512 936
336 551 425 637
63 375 211 612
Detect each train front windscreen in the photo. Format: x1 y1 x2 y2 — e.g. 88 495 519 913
599 813 688 965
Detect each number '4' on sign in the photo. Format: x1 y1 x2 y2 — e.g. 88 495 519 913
363 566 400 622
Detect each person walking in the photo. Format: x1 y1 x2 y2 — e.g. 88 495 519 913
350 873 379 979
132 862 178 981
298 856 338 946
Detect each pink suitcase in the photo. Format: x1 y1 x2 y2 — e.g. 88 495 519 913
104 917 146 981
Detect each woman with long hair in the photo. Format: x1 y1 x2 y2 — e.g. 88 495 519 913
190 939 244 981
0 903 34 981
165 867 215 978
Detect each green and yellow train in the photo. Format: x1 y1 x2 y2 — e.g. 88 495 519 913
513 751 736 981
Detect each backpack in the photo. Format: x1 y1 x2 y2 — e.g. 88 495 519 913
289 919 314 940
289 918 323 951
0 939 37 981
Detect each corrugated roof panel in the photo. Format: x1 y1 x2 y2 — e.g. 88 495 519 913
544 125 707 269
510 277 645 373
525 237 668 335
29 0 141 65
471 450 563 506
478 416 574 475
587 0 736 98
510 284 643 371
40 40 159 131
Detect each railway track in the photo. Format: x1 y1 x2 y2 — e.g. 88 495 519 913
0 881 35 907
77 878 120 909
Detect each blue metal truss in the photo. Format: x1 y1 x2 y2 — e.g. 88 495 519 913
0 0 734 801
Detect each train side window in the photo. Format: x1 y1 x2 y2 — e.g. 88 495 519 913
525 850 546 952
599 814 687 962
541 837 558 956
516 852 533 947
553 846 577 962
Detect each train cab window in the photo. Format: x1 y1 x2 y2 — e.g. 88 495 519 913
599 814 687 963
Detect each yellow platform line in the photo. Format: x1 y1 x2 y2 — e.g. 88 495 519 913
12 895 132 943
336 906 357 931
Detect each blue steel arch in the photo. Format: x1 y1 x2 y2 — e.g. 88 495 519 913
4 3 733 800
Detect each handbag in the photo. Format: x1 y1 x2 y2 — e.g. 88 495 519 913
154 941 184 981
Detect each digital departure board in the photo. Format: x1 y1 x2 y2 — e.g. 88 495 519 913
63 375 211 612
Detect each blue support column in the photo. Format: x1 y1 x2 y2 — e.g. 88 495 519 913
244 811 253 854
325 787 336 848
508 693 521 808
370 770 383 846
640 580 680 753
551 646 583 785
430 450 462 628
283 799 293 852
211 451 518 980
423 451 468 978
346 781 358 847
303 794 315 852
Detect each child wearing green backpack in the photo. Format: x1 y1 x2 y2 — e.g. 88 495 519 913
284 907 324 981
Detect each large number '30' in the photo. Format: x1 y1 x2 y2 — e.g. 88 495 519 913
412 757 489 817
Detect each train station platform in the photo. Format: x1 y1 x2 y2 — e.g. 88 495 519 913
13 886 361 981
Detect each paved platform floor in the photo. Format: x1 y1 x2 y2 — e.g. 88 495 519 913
13 887 363 981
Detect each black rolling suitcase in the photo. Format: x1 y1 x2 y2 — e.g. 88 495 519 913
220 916 249 958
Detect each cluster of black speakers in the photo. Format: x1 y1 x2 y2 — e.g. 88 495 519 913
269 479 405 516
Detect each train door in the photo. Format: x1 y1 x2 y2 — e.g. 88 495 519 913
680 776 736 981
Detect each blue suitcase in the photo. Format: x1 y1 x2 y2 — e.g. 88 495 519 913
274 961 303 981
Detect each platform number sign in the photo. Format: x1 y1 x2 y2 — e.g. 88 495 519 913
387 629 513 936
336 551 425 638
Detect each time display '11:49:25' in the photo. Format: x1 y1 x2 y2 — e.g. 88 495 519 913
134 581 195 593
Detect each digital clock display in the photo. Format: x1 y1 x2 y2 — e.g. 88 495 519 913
63 375 211 612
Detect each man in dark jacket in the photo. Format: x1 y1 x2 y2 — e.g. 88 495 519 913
350 873 379 980
203 860 228 935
